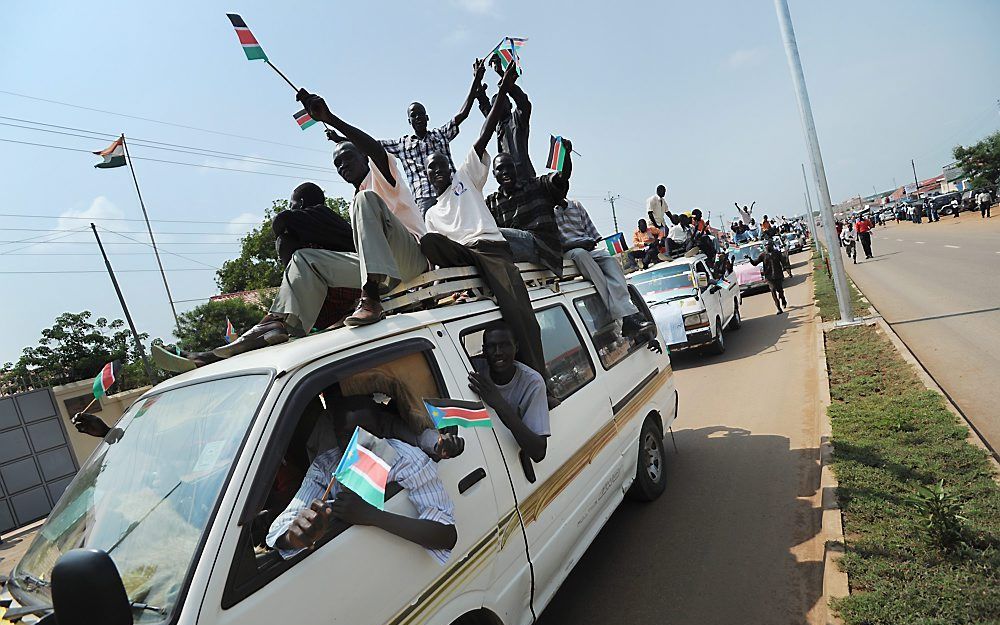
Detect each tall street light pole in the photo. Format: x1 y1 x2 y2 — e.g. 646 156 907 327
801 163 822 256
775 0 854 323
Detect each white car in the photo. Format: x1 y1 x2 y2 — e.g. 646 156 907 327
5 262 677 625
629 255 741 355
782 232 804 253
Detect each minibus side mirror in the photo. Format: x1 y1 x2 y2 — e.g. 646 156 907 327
52 549 133 625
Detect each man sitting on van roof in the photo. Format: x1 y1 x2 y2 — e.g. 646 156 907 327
470 321 549 464
419 63 547 391
267 394 457 564
555 198 653 338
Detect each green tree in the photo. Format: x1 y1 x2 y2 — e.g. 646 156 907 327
215 197 350 293
1 311 151 391
174 298 266 352
953 130 1000 190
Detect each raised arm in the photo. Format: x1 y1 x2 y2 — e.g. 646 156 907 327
508 81 531 118
473 62 518 157
454 59 488 127
297 89 395 186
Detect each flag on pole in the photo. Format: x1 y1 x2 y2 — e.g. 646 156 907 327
92 360 122 400
491 36 526 74
546 135 567 172
604 233 628 255
293 108 316 130
333 427 396 510
224 317 237 343
226 13 268 61
93 137 126 169
424 399 493 429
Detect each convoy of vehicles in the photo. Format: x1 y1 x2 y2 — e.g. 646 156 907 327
629 255 740 356
6 268 677 625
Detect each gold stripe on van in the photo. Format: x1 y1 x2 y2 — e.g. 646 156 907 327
388 367 672 624
520 367 672 525
386 529 498 625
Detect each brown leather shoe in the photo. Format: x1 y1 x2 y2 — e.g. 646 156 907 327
212 317 289 358
345 297 385 327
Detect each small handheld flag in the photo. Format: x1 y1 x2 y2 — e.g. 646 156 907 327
226 14 268 61
93 137 126 169
547 135 567 172
333 427 396 510
293 108 316 130
490 36 527 75
224 317 237 343
424 398 493 429
604 233 628 255
92 360 122 400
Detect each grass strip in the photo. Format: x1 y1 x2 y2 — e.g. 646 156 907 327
812 250 867 321
815 267 1000 624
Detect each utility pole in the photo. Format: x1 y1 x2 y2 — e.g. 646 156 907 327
801 163 821 256
911 158 920 196
604 192 621 234
91 223 157 385
775 0 854 323
121 134 179 332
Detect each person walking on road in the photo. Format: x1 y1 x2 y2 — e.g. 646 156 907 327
749 240 787 315
840 222 857 264
855 214 874 259
978 190 993 218
951 197 961 219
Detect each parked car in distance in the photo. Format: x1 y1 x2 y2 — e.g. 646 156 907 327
931 191 962 215
729 242 768 294
629 255 741 356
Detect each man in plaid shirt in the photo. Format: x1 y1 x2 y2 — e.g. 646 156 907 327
556 199 653 338
374 59 488 215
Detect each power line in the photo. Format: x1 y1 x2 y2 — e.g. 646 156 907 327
0 212 264 225
0 89 330 154
0 117 336 174
0 240 240 245
0 137 347 184
0 228 91 255
2 226 253 235
0 268 217 274
99 225 222 271
0 251 232 256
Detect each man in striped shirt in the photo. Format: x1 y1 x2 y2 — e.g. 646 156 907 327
267 395 457 564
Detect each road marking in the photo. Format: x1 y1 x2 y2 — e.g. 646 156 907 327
915 241 925 244
896 238 903 241
945 245 960 249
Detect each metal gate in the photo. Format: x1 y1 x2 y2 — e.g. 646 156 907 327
0 388 79 534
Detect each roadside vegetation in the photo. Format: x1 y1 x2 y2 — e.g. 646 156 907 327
811 251 867 321
814 257 1000 624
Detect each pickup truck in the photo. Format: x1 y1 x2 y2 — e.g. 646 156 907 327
628 254 741 355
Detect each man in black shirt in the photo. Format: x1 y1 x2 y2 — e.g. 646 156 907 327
750 240 787 315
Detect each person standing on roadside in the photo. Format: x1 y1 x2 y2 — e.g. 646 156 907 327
646 185 668 229
951 197 961 218
978 190 993 218
855 214 874 259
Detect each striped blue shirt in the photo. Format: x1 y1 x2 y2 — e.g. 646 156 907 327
266 438 455 564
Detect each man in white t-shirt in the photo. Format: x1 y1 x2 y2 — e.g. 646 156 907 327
646 185 669 229
420 65 550 403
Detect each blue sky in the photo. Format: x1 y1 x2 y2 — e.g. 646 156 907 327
1 0 998 364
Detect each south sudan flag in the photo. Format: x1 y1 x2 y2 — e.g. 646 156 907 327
92 360 121 400
424 398 493 429
293 108 316 130
547 135 567 172
226 13 268 61
604 233 627 255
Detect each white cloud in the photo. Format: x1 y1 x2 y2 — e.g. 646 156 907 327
725 48 765 70
451 0 495 14
56 196 125 239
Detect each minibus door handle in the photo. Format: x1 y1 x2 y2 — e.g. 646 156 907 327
458 468 487 494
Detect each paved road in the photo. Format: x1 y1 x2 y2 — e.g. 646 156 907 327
834 212 1000 454
538 253 826 625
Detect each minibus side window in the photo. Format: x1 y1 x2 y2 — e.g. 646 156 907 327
573 294 646 369
461 305 596 401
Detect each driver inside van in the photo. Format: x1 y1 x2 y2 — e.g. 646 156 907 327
266 393 457 564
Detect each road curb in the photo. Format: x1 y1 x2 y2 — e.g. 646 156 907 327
811 274 849 625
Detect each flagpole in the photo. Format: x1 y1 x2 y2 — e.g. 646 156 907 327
266 60 298 91
120 134 180 332
91 223 157 384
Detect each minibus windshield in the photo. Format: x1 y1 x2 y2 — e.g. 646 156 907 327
10 373 270 623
